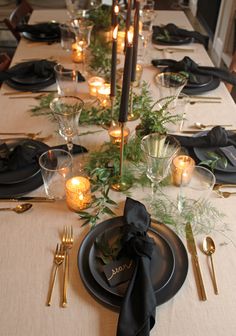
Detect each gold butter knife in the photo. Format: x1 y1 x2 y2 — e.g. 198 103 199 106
185 222 207 301
0 197 55 203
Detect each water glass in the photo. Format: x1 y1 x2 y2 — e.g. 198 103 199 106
54 63 78 96
165 93 190 132
39 149 73 200
154 72 188 108
59 23 75 52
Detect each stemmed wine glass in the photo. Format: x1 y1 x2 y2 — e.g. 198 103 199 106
141 133 180 202
50 96 84 153
70 18 93 73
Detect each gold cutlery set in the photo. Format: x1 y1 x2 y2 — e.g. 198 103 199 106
47 226 74 307
186 222 218 301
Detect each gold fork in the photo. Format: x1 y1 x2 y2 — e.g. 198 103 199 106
62 226 73 308
47 244 65 306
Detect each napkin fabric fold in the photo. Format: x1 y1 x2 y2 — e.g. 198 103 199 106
152 23 209 49
16 22 60 38
0 60 56 83
172 126 236 148
117 197 156 336
152 56 236 86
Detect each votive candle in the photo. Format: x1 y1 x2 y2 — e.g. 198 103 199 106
97 83 111 107
71 42 83 63
108 124 130 146
172 155 195 186
88 76 105 96
66 176 92 211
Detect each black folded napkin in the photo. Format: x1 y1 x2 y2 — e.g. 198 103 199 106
16 22 60 38
173 126 236 148
0 60 56 83
117 197 156 336
152 23 209 49
0 139 88 173
152 56 236 86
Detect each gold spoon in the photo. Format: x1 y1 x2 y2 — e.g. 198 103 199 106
202 236 219 295
216 191 236 198
0 203 33 214
194 122 232 129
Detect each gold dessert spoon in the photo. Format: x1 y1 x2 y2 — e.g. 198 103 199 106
0 203 32 213
202 236 219 295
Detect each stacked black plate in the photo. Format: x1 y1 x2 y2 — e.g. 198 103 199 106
0 139 49 197
5 60 56 91
78 216 188 310
21 22 60 43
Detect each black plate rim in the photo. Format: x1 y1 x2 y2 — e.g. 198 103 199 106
88 224 175 298
78 216 188 310
185 74 213 89
22 31 59 42
182 77 220 94
5 76 55 91
153 36 193 46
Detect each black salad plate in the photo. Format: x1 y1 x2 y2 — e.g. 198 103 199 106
5 76 55 91
78 216 188 310
193 131 236 173
88 225 175 297
153 36 193 46
0 139 49 184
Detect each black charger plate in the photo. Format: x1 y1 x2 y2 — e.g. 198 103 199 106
78 217 188 310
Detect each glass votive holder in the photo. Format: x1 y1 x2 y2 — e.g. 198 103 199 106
88 76 105 97
172 155 195 186
71 42 84 63
133 64 143 87
108 124 130 146
117 31 126 53
66 176 92 211
97 83 111 107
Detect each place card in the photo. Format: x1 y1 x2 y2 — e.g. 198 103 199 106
103 257 135 287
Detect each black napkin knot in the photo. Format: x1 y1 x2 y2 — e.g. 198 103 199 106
122 227 154 259
207 126 229 147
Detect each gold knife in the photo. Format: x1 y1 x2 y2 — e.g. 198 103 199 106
185 222 207 301
0 197 55 203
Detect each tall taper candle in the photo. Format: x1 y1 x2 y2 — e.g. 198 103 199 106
124 0 132 51
131 0 140 82
119 30 133 122
110 25 118 98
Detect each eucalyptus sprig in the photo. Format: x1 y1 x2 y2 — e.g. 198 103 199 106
199 151 227 171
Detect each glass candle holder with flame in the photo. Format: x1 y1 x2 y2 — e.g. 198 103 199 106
66 176 92 211
88 76 105 97
108 124 130 146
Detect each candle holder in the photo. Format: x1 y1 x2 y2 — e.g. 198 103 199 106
88 76 105 97
66 176 92 211
172 155 195 186
71 42 84 63
110 122 132 191
108 123 130 146
127 82 140 121
97 83 111 108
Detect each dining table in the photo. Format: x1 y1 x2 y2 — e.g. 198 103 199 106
1 8 236 336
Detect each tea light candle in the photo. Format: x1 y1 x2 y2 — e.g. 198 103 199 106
71 42 84 63
108 124 130 146
88 76 105 97
172 155 195 186
97 83 111 107
66 176 91 211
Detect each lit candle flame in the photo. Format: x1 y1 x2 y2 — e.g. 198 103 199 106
114 4 119 14
127 29 133 46
113 25 118 40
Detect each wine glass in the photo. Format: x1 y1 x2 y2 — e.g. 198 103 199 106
65 0 102 19
141 133 180 201
50 96 84 153
70 18 93 73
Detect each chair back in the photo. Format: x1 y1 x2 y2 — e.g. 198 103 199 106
3 0 33 42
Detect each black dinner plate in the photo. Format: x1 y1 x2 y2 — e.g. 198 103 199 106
153 36 193 46
182 76 220 94
185 74 213 89
5 76 55 91
193 131 236 173
22 31 59 42
0 170 43 197
0 139 49 184
10 73 53 85
88 225 175 297
78 217 188 310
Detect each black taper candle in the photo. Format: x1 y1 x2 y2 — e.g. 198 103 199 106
110 26 118 97
119 31 133 123
124 0 132 51
131 0 140 82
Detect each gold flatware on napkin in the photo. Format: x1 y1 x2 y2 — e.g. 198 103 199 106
62 226 73 308
47 244 65 306
185 222 207 301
